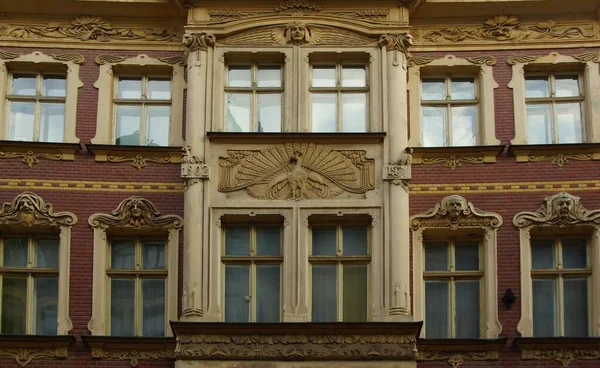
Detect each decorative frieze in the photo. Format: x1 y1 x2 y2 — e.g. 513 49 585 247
0 150 64 167
417 350 499 368
51 53 85 64
513 192 600 228
218 143 375 200
521 348 600 367
422 155 485 169
107 154 172 170
91 348 174 367
528 153 594 167
0 347 68 367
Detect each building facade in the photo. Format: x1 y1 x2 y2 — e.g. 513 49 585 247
0 0 599 367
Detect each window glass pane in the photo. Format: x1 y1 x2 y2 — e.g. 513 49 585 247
451 106 477 146
342 93 366 132
257 65 281 88
224 265 249 322
116 105 141 145
35 239 59 268
226 93 251 132
343 265 367 322
421 79 445 100
312 93 336 132
110 278 135 336
526 104 552 144
343 226 367 256
526 77 550 98
556 103 583 144
117 78 142 99
455 241 479 271
142 241 165 269
312 226 336 256
257 94 282 132
12 74 36 95
562 238 587 269
42 76 66 97
341 66 366 87
228 66 252 87
40 103 65 143
422 106 446 147
225 226 250 256
111 240 135 269
555 76 580 97
34 277 58 335
425 242 448 271
451 78 475 100
564 278 588 337
8 102 35 141
425 280 449 338
532 278 557 337
1 276 27 334
311 265 337 322
147 79 171 100
531 239 555 269
256 265 280 322
146 106 170 146
3 237 28 267
142 279 165 337
256 226 280 256
312 65 336 87
455 280 480 338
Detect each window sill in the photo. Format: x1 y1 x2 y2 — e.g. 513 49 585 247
207 132 386 144
0 335 75 367
0 140 81 168
509 143 600 167
86 144 183 171
515 337 600 367
172 321 421 361
417 338 506 367
412 145 505 169
82 335 175 367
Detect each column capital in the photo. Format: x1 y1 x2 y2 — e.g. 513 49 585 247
378 32 413 55
183 32 216 61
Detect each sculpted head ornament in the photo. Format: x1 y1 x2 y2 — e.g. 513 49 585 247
182 32 216 60
284 22 311 45
89 196 183 229
514 192 600 228
411 194 502 230
0 192 77 227
378 33 413 54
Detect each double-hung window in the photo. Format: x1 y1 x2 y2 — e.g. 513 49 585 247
421 76 478 147
310 223 370 322
531 237 590 337
0 236 59 335
108 238 167 337
525 74 584 144
7 72 66 142
222 224 282 322
424 239 482 338
225 64 283 133
310 63 368 132
114 76 171 146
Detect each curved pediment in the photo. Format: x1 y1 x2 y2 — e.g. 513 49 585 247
513 192 600 228
0 192 77 227
411 195 502 230
89 196 183 229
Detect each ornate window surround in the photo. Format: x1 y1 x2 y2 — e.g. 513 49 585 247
0 192 77 336
513 192 600 338
410 195 503 340
87 196 182 336
91 54 185 147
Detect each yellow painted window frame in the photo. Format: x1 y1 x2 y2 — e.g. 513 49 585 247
308 221 372 322
221 222 284 322
423 238 484 338
106 237 168 337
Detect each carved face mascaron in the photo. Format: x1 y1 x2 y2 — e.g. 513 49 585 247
447 198 463 221
553 196 574 218
285 22 310 45
290 25 306 42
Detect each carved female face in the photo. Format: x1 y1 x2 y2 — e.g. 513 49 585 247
447 199 463 220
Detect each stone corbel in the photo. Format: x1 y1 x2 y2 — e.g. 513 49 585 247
181 145 209 190
378 32 413 66
183 32 216 65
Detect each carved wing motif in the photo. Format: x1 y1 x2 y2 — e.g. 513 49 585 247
218 27 283 45
311 26 375 45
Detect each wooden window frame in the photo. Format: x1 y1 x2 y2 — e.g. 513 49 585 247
423 238 484 338
308 221 371 322
224 63 285 133
221 222 284 322
0 234 60 335
420 74 479 147
106 237 168 337
112 74 172 146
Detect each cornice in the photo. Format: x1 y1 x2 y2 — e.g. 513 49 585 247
207 132 385 144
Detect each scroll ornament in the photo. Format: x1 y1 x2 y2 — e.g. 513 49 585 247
0 192 77 227
411 194 502 230
513 192 600 228
218 143 375 200
88 196 182 229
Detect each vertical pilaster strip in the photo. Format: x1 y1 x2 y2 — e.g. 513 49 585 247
88 226 108 334
592 227 600 336
379 33 413 320
517 227 533 336
181 32 215 321
57 226 73 334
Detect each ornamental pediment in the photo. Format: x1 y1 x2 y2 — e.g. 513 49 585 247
411 195 502 230
513 192 600 228
218 143 375 200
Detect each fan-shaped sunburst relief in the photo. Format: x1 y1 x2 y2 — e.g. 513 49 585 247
219 143 375 200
